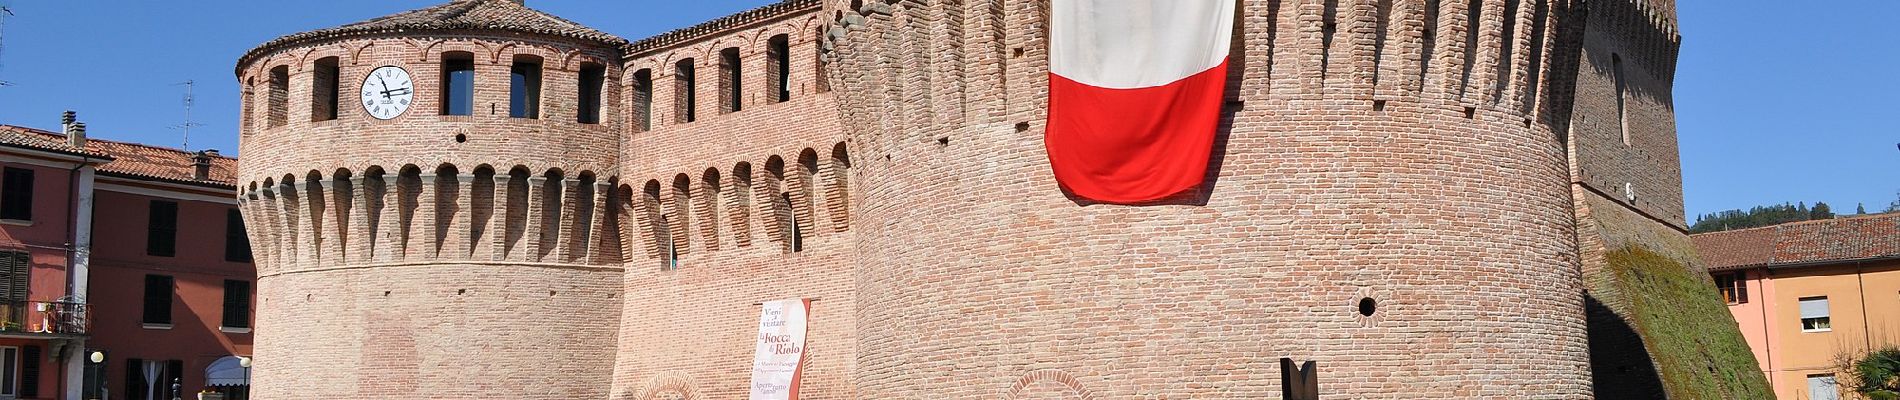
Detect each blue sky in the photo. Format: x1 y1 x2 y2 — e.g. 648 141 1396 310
0 1 1893 217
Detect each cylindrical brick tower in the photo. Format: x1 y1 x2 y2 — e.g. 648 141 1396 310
232 0 626 398
827 0 1591 398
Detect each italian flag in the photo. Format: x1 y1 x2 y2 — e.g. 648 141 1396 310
1047 0 1235 203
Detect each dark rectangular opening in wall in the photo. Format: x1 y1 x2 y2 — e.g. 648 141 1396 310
676 59 697 123
510 56 543 119
720 48 743 113
313 57 340 121
222 279 251 328
579 63 606 124
768 35 791 103
441 52 475 116
141 274 174 325
814 26 830 93
146 200 178 257
0 167 33 221
632 69 652 130
224 209 252 262
268 66 289 127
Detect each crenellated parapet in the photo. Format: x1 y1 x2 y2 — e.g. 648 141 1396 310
237 164 625 277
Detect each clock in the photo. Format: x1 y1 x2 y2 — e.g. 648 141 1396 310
360 66 415 120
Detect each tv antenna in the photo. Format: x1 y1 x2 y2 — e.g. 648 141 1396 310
0 5 15 88
169 80 205 150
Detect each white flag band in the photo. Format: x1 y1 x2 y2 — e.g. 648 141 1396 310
1049 0 1236 89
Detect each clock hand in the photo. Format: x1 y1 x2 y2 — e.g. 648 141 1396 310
376 76 393 99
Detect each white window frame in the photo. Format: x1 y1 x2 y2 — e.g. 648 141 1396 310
1807 374 1839 400
1799 296 1831 333
0 345 18 399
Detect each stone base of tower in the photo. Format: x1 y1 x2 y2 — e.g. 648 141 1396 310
1572 188 1774 398
251 263 622 399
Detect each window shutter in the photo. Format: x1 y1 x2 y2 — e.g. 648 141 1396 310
1799 298 1829 319
147 201 179 257
126 358 145 400
165 359 184 396
223 280 251 328
1 168 34 221
225 209 253 262
5 252 26 303
143 275 174 324
20 345 39 397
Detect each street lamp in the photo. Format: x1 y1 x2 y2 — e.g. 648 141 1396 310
237 357 252 400
89 351 105 364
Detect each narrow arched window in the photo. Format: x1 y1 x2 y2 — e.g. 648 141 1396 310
268 66 289 127
510 55 543 119
312 57 340 121
675 58 697 123
782 193 802 252
441 52 475 116
813 27 830 93
579 63 606 124
659 215 677 270
1613 53 1629 146
719 47 742 113
631 69 652 131
767 34 791 103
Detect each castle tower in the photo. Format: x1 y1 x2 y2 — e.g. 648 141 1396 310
232 0 627 398
823 0 1760 398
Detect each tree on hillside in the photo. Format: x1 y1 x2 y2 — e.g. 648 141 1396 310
1689 201 1837 234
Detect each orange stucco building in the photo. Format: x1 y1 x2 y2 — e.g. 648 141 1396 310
1696 212 1900 400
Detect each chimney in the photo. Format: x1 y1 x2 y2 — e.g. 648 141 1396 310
68 122 87 149
193 150 217 181
61 111 88 148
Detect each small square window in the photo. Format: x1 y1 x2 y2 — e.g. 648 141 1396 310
1799 296 1830 332
1713 272 1746 305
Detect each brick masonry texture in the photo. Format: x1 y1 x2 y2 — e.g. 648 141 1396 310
229 0 1766 398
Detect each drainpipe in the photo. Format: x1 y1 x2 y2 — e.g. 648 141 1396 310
59 112 96 400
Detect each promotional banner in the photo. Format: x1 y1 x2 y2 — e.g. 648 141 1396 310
1046 0 1236 203
749 299 810 400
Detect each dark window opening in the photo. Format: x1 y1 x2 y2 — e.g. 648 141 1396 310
1714 271 1747 305
768 35 791 103
141 275 174 325
1612 53 1630 146
675 59 697 123
312 57 340 121
579 63 606 124
632 69 653 131
441 52 475 116
146 201 178 257
783 193 803 253
509 55 543 119
0 167 34 221
222 280 251 329
267 66 289 127
225 209 253 262
719 47 743 113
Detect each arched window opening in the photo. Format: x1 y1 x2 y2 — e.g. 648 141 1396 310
1613 53 1629 146
719 47 743 113
441 51 476 116
670 174 693 255
631 69 653 131
767 34 791 103
700 168 722 248
782 193 802 252
312 57 340 121
268 66 289 127
510 55 544 119
813 27 830 93
659 215 678 270
828 142 852 229
675 58 698 123
731 162 754 246
579 63 606 124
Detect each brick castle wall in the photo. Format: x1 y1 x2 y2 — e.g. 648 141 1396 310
234 34 628 399
827 0 1592 398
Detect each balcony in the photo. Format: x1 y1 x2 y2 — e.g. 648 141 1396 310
0 301 89 336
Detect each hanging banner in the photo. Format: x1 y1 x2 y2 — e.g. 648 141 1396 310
749 298 810 400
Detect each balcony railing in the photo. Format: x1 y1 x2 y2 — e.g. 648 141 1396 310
0 301 89 335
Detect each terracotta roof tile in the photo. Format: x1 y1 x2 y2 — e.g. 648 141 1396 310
239 0 627 72
1692 213 1900 271
0 125 237 188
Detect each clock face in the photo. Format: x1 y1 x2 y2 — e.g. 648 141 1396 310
360 66 414 120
